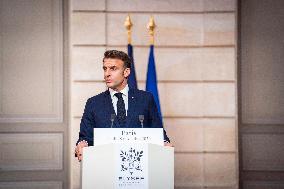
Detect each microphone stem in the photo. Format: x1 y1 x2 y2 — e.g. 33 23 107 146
140 121 144 128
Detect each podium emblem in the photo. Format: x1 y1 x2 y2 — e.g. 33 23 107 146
120 147 144 175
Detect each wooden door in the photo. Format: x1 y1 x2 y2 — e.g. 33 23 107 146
239 0 284 188
0 1 69 188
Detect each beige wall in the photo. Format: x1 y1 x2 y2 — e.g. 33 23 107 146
70 0 238 188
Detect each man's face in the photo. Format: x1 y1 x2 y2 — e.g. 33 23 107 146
103 58 130 91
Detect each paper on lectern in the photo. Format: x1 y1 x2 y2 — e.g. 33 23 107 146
93 128 163 146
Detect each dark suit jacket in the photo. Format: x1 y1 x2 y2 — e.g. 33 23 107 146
77 88 170 146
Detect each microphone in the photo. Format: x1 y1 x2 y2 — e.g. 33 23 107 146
110 114 115 128
139 115 144 128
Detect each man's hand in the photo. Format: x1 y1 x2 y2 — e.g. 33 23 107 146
75 140 88 161
164 141 174 147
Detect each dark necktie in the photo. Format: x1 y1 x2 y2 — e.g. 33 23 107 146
115 92 126 126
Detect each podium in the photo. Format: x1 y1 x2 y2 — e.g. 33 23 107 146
81 143 174 189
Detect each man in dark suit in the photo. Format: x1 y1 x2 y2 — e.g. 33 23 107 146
75 50 171 161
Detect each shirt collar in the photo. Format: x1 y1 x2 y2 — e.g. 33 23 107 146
109 84 129 97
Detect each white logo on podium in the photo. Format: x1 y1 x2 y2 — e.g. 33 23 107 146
116 144 148 189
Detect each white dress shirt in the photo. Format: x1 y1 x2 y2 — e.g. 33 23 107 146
109 85 129 116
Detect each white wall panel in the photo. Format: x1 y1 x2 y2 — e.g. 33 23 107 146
72 13 106 45
242 133 284 171
204 153 237 186
203 13 235 45
0 181 62 189
107 0 236 12
166 118 236 152
0 133 63 171
243 181 284 189
0 0 63 123
175 153 204 187
72 0 105 11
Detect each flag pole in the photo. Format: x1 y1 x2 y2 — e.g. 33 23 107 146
145 16 170 142
124 14 133 44
146 16 161 114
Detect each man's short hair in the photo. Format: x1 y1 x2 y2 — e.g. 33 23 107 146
103 50 131 69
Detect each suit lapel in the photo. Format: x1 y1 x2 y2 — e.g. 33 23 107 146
103 90 119 127
125 88 137 127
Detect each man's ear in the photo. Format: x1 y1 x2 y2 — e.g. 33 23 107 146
124 68 130 78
